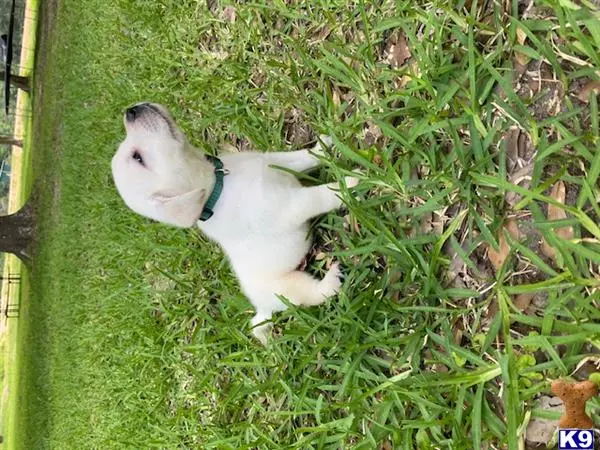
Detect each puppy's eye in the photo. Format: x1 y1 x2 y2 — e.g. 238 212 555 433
132 150 145 166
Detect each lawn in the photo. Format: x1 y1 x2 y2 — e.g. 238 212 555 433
18 0 600 448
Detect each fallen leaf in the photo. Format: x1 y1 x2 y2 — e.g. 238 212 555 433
275 17 285 31
504 128 521 173
488 232 509 271
421 208 447 236
395 59 420 89
388 270 402 302
310 25 331 44
514 51 530 68
488 218 521 271
445 245 467 289
541 181 574 261
363 121 383 147
486 298 499 319
505 217 521 240
513 293 534 311
332 88 341 108
516 27 527 46
504 130 535 207
513 27 530 71
576 80 600 103
206 0 218 15
223 6 236 23
572 356 600 379
284 108 314 147
384 32 411 68
380 440 393 450
452 323 464 346
344 214 360 234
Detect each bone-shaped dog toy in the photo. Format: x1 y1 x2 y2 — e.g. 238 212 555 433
551 379 598 429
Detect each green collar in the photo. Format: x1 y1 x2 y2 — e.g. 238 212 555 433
199 156 227 221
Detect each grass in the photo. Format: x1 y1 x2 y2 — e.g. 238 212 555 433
18 0 600 448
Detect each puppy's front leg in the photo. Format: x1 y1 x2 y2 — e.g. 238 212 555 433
284 177 359 225
266 150 320 172
265 135 333 172
251 311 273 345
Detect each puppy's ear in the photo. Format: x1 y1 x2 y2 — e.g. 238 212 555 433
152 189 206 228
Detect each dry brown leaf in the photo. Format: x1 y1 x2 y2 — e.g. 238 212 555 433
445 246 467 289
380 440 393 450
572 356 600 379
514 52 530 68
576 80 600 103
488 218 521 271
513 293 534 311
516 27 527 46
396 59 419 89
206 0 218 15
344 214 360 234
488 232 509 271
504 128 521 173
452 324 464 346
284 108 314 147
421 210 446 236
363 121 383 147
486 298 499 319
388 270 402 302
541 181 574 261
385 32 411 68
514 27 530 69
540 240 554 260
423 349 448 373
332 88 341 108
310 25 331 44
505 217 521 241
504 130 535 207
223 6 236 23
315 252 326 261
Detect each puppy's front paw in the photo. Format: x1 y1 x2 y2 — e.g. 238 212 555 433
312 135 334 157
319 262 343 298
327 176 359 192
318 134 333 149
251 322 272 345
251 313 272 345
344 176 359 188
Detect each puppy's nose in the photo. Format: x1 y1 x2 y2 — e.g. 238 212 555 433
125 105 142 123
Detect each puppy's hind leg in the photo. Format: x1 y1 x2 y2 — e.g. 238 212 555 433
277 262 343 307
246 263 342 344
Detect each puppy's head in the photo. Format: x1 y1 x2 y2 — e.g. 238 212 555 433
112 102 211 228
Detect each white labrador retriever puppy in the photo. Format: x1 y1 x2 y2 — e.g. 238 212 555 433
112 102 357 343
